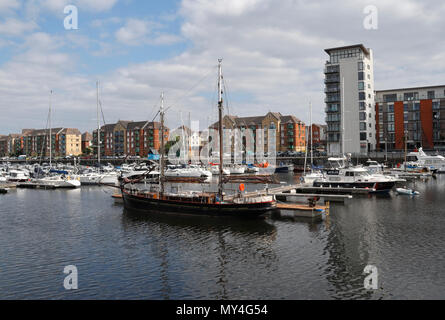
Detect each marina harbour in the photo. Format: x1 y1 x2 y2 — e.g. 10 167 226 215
2 60 445 300
1 170 445 299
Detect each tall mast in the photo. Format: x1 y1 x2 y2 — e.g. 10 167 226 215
160 92 165 197
404 129 407 172
341 77 345 156
49 90 52 168
218 59 224 199
97 81 100 167
310 101 313 167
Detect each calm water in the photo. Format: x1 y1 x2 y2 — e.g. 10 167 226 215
1 174 445 299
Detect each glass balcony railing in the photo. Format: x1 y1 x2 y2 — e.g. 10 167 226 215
324 65 340 74
324 76 340 84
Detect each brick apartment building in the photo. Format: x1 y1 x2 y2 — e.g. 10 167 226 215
211 112 306 152
375 85 445 151
92 120 169 157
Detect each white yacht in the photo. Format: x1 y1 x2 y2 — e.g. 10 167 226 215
165 165 212 178
312 156 396 192
363 159 385 174
33 175 81 188
7 170 30 182
228 164 246 174
404 148 445 173
313 166 396 192
210 165 230 175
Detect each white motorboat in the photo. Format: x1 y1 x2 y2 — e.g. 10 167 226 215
210 165 230 175
302 171 324 185
228 164 246 174
363 159 385 174
403 148 445 173
165 165 212 178
396 188 420 195
7 170 30 182
245 166 259 173
33 175 81 188
314 157 396 192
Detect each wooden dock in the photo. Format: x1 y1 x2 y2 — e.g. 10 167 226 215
274 192 352 203
275 202 328 220
16 183 57 190
295 186 376 194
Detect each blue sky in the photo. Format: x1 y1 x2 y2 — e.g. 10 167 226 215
1 0 445 135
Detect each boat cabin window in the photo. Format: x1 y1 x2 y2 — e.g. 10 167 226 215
406 156 418 162
345 171 354 176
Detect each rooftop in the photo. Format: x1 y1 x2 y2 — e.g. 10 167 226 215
324 44 370 56
376 84 445 93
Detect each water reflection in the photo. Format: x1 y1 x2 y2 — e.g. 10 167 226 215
121 208 278 299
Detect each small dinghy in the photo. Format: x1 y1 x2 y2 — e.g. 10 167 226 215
396 188 420 195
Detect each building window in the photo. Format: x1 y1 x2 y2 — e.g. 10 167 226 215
433 101 440 109
359 92 366 101
359 102 366 110
359 112 366 120
427 91 435 99
388 104 394 112
413 103 420 111
358 62 364 70
388 123 395 132
358 82 364 90
358 72 364 81
384 94 397 102
388 113 394 121
360 122 366 131
404 92 418 101
360 132 367 141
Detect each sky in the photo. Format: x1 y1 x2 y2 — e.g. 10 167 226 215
1 0 445 135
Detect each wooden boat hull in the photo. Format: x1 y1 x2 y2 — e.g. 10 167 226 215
121 190 275 217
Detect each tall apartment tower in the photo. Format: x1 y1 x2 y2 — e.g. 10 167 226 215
324 44 376 155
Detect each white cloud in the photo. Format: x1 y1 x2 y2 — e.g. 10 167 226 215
28 0 118 16
2 0 445 134
0 18 38 36
115 18 182 46
0 0 20 14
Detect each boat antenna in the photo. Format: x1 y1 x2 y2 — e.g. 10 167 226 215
218 59 224 200
97 81 101 168
310 100 313 168
49 90 52 169
341 77 345 157
160 92 165 197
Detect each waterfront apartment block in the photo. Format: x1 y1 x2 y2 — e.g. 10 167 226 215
81 132 92 153
0 134 24 156
307 124 327 151
21 128 82 157
212 112 306 152
324 44 376 155
92 120 169 157
375 85 445 151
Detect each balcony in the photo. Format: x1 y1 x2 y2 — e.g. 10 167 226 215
324 65 339 74
325 86 340 93
325 106 339 113
324 76 340 84
325 95 340 103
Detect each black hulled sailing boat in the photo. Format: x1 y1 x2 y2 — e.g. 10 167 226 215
120 60 276 217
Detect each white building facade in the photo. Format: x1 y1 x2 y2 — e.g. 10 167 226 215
324 44 376 155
